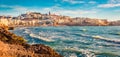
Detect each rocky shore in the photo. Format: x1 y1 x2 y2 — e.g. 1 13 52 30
0 23 62 57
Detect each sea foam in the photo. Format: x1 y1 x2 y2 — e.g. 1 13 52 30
92 35 120 44
29 33 54 42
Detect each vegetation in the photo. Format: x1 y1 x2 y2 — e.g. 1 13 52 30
0 27 26 45
0 25 62 57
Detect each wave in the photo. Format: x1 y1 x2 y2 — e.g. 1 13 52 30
59 48 120 57
92 35 120 44
79 33 120 44
29 33 54 42
80 34 90 37
23 29 31 34
58 48 96 57
81 29 87 32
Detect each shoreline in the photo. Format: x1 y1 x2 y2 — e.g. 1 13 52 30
0 24 63 57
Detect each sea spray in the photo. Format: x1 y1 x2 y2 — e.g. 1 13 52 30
11 26 120 57
29 33 54 42
81 50 96 57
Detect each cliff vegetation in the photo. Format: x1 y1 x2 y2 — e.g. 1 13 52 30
0 23 62 57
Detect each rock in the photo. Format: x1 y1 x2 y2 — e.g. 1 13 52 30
0 27 26 45
28 44 62 57
0 22 8 30
0 41 62 57
8 27 14 30
0 24 63 57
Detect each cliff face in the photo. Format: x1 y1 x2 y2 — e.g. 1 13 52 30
0 41 62 57
0 24 62 57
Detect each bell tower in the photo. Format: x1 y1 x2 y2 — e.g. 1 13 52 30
49 11 51 15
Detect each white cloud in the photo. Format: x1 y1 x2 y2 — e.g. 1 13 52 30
88 1 97 4
55 10 97 15
0 5 28 16
0 5 28 11
98 4 120 8
14 6 27 11
38 6 97 17
63 0 85 4
98 0 120 8
109 0 120 4
0 4 97 17
62 0 97 5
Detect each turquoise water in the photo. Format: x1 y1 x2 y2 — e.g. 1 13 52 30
11 26 120 57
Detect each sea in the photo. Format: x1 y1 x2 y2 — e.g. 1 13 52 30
11 26 120 57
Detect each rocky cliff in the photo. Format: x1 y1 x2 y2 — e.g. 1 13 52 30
0 24 62 57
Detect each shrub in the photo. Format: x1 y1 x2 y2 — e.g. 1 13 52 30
0 28 26 45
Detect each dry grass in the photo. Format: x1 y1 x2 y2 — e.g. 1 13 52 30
0 23 62 57
0 41 35 57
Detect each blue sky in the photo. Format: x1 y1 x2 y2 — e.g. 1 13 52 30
0 0 120 20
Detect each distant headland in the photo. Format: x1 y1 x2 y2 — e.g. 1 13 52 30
0 12 120 27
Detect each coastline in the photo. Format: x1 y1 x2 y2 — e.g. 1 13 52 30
0 24 63 57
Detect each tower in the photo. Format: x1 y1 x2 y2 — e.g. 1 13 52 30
49 11 51 15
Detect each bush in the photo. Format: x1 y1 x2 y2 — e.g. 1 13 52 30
0 28 26 45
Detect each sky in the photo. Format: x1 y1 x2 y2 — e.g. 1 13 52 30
0 0 120 21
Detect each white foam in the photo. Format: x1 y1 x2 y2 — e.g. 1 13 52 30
69 53 77 57
82 50 96 57
23 29 31 34
38 31 70 40
63 47 96 57
92 35 103 39
92 35 120 42
29 33 54 42
82 29 87 32
80 34 89 37
80 34 120 43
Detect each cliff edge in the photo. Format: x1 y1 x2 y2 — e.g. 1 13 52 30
0 23 62 57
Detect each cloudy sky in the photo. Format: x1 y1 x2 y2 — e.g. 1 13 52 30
0 0 120 20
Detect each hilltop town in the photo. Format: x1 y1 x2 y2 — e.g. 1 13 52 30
0 12 120 27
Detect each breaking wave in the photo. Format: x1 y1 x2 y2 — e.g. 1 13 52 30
11 26 120 57
29 33 54 42
58 48 96 57
23 29 31 34
79 33 120 44
92 35 120 44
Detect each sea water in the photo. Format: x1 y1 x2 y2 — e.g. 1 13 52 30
11 26 120 57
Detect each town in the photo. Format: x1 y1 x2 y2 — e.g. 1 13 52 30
0 12 120 27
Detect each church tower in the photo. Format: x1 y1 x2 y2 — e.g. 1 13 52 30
49 11 51 15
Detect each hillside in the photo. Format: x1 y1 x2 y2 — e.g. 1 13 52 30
0 23 62 57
